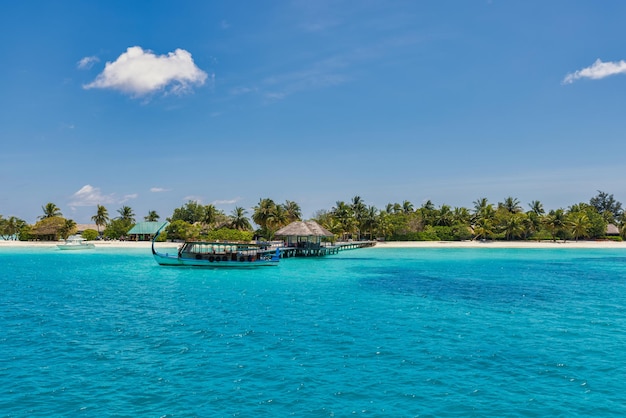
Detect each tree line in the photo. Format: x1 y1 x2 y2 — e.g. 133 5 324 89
0 191 624 242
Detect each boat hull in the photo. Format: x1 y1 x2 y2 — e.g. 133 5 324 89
153 251 279 268
57 244 96 250
151 222 280 268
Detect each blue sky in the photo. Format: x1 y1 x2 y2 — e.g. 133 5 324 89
1 1 625 224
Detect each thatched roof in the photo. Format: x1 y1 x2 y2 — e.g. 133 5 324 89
606 223 620 235
275 221 334 237
76 224 100 232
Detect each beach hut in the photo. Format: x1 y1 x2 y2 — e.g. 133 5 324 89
127 221 163 241
275 220 334 249
606 223 620 236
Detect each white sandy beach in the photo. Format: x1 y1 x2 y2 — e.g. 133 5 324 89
2 240 626 249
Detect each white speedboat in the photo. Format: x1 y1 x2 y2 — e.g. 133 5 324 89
57 235 96 250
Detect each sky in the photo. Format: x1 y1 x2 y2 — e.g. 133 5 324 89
1 1 626 224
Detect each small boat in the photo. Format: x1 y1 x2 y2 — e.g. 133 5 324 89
151 223 280 268
57 235 96 250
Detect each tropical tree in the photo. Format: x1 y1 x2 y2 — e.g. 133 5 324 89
170 201 207 224
331 201 356 240
202 204 220 227
498 212 526 240
361 206 379 240
282 200 302 223
499 196 523 214
144 210 160 222
473 217 495 240
351 196 367 239
402 200 414 214
544 209 568 241
528 200 545 216
230 207 252 231
569 211 591 241
435 204 454 227
40 202 62 219
590 190 623 223
0 216 25 240
92 204 109 235
472 197 490 219
252 198 286 239
117 206 135 223
59 219 77 240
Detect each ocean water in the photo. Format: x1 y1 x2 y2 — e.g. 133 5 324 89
1 246 626 417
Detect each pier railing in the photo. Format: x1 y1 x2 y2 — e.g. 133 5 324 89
278 240 376 258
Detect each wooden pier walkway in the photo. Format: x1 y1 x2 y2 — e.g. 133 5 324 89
278 241 376 258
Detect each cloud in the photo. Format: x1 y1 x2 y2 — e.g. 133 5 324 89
150 187 170 192
212 198 240 205
562 58 626 84
69 185 137 207
83 46 209 96
77 56 100 70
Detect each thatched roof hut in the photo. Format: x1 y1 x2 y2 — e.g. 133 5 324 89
606 223 620 236
276 221 333 237
275 221 334 247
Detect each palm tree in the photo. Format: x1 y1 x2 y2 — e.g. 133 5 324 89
436 204 454 227
569 212 590 241
472 197 490 217
40 202 62 219
203 204 219 227
117 206 135 223
91 205 109 235
500 196 522 214
230 207 252 231
282 200 302 223
402 200 414 214
500 213 526 240
59 219 77 240
351 196 367 239
545 209 567 242
361 206 379 239
528 200 545 216
453 207 471 225
144 210 160 222
332 201 356 240
252 198 277 230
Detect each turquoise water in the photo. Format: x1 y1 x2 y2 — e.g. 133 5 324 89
2 247 626 416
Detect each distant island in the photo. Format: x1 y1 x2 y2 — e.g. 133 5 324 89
0 191 623 244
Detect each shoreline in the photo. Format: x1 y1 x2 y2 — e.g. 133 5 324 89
1 240 626 249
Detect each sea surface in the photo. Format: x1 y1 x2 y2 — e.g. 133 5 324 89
1 246 626 417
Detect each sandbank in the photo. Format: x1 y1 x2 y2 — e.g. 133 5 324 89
1 240 626 249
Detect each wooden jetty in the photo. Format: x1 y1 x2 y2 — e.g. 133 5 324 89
274 220 376 258
278 241 376 258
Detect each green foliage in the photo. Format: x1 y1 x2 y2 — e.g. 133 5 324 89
82 229 99 241
204 228 253 242
30 216 66 240
166 220 200 241
103 219 133 240
589 190 623 223
170 201 209 224
0 216 26 240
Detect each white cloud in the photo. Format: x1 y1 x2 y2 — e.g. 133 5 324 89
150 187 170 192
69 185 116 207
69 185 137 207
562 58 626 84
77 56 99 70
83 46 209 97
212 198 240 205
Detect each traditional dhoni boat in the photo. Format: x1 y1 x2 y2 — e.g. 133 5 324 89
151 223 280 268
